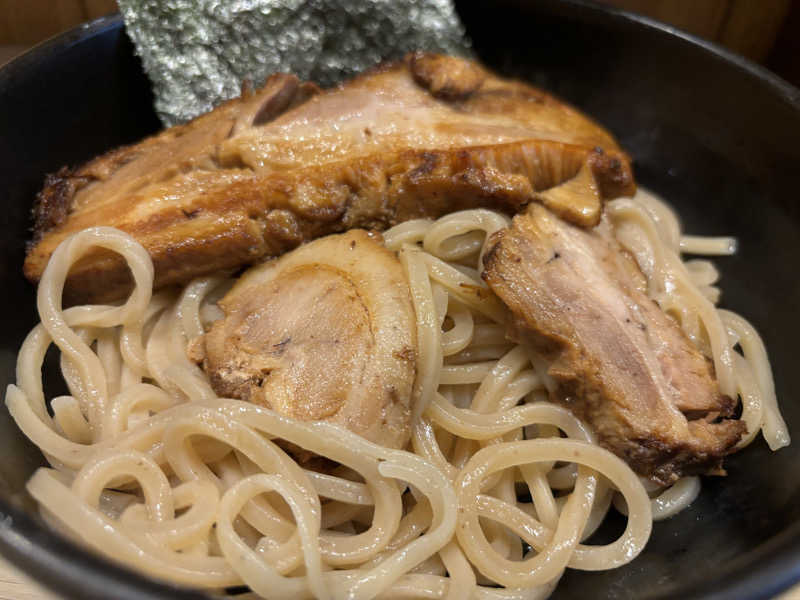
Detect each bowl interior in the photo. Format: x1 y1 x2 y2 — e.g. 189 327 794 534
457 2 800 597
1 2 800 599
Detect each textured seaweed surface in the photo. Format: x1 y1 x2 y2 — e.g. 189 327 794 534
118 0 470 125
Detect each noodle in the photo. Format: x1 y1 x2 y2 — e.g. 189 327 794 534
5 190 788 599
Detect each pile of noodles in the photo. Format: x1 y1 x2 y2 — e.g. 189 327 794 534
5 190 789 599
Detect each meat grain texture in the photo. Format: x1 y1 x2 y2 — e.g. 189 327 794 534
482 205 744 484
26 53 633 303
194 230 417 452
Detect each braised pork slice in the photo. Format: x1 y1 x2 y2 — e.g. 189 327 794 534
193 230 416 451
482 205 744 484
25 52 634 304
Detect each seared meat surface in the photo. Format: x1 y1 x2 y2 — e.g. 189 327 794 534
26 52 634 303
193 230 416 451
26 49 747 482
483 205 745 484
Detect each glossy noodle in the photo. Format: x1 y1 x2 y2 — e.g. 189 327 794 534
5 189 788 598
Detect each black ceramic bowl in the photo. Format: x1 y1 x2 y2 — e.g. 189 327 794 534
1 1 799 599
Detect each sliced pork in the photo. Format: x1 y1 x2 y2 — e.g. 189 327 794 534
482 205 745 484
192 230 416 451
25 52 634 303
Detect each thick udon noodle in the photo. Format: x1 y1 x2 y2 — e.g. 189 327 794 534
5 190 789 599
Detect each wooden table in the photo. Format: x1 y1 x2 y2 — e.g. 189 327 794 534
0 558 59 600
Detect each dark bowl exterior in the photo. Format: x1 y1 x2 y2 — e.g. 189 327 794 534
0 2 799 599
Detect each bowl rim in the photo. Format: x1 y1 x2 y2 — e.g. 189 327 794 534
0 14 121 87
0 4 799 600
562 0 800 109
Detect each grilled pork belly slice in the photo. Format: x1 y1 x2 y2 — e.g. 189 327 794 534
26 52 634 304
193 230 416 451
482 205 745 485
